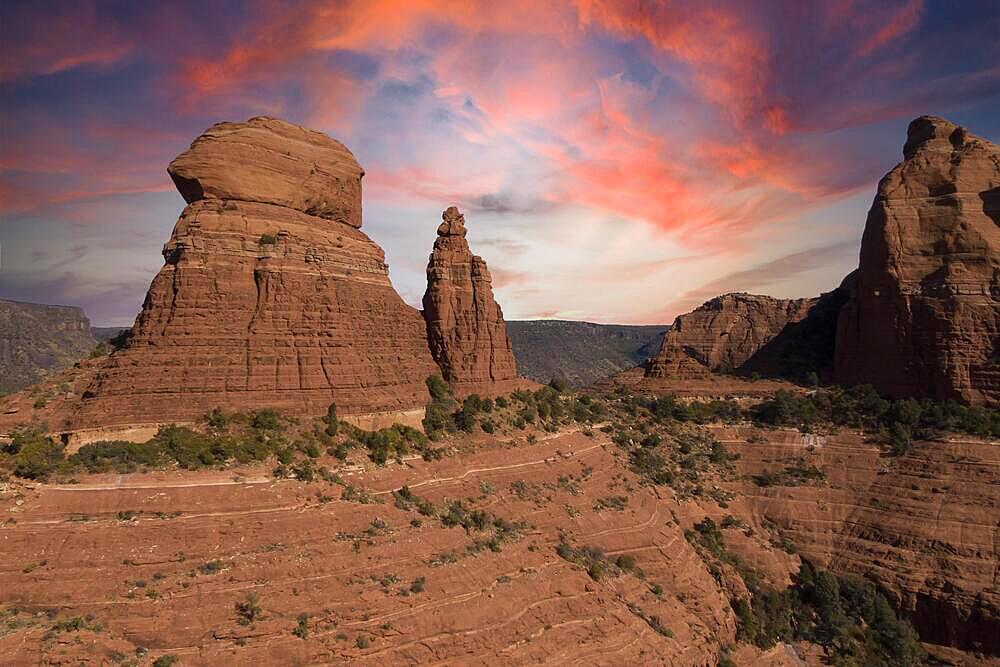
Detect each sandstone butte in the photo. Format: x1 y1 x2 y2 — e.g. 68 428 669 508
645 293 818 379
6 117 533 440
835 115 1000 407
422 206 525 397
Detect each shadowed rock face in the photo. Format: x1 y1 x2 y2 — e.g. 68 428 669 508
72 117 438 428
645 294 817 379
834 116 1000 406
422 207 522 397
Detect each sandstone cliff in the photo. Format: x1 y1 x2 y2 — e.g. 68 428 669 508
422 207 523 396
835 115 1000 406
72 117 439 428
721 425 1000 655
645 294 817 379
0 299 96 394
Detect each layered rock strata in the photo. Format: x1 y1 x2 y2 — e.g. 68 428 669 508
720 425 1000 655
422 207 523 396
72 117 438 428
646 294 816 379
835 115 1000 406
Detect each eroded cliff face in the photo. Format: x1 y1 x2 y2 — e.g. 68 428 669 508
645 294 816 379
835 115 1000 406
719 426 1000 655
422 207 523 397
72 117 439 428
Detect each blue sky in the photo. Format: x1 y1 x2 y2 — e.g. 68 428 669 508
1 0 998 326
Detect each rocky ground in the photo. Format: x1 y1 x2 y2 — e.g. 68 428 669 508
2 427 741 666
2 378 997 665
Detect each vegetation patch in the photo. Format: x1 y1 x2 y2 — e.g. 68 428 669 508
734 562 924 666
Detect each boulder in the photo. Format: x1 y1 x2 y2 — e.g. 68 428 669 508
168 116 364 228
834 116 1000 406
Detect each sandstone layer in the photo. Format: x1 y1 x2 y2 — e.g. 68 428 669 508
422 207 523 396
835 115 1000 406
645 294 816 379
0 429 738 665
0 299 96 394
719 425 1000 655
71 117 438 428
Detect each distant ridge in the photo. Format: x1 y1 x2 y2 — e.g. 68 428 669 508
0 298 96 394
506 320 667 387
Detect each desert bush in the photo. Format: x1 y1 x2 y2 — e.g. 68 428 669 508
8 430 65 480
323 402 339 437
735 561 924 665
426 375 450 401
293 613 309 639
235 593 262 625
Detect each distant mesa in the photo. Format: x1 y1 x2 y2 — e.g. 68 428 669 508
646 293 819 380
507 320 667 388
645 280 852 384
1 117 532 440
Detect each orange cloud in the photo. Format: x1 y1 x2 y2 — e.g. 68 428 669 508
858 0 923 56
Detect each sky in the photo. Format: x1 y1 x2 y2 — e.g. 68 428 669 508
1 1 999 327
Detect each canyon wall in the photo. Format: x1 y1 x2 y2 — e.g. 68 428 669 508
0 299 96 394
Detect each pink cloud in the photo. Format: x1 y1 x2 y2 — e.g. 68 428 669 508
0 2 133 81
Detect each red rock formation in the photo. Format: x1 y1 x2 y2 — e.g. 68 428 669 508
646 294 816 378
721 424 1000 655
422 207 523 396
835 116 1000 406
71 117 438 428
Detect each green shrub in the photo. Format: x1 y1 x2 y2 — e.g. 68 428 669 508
426 375 450 401
250 409 282 432
292 613 309 639
10 431 65 480
235 593 262 625
70 439 164 473
734 561 925 664
325 403 339 437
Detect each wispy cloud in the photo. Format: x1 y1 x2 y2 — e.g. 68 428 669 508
1 0 998 324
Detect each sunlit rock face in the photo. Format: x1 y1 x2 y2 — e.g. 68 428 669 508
645 293 817 379
422 206 523 397
835 116 1000 406
74 117 439 428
